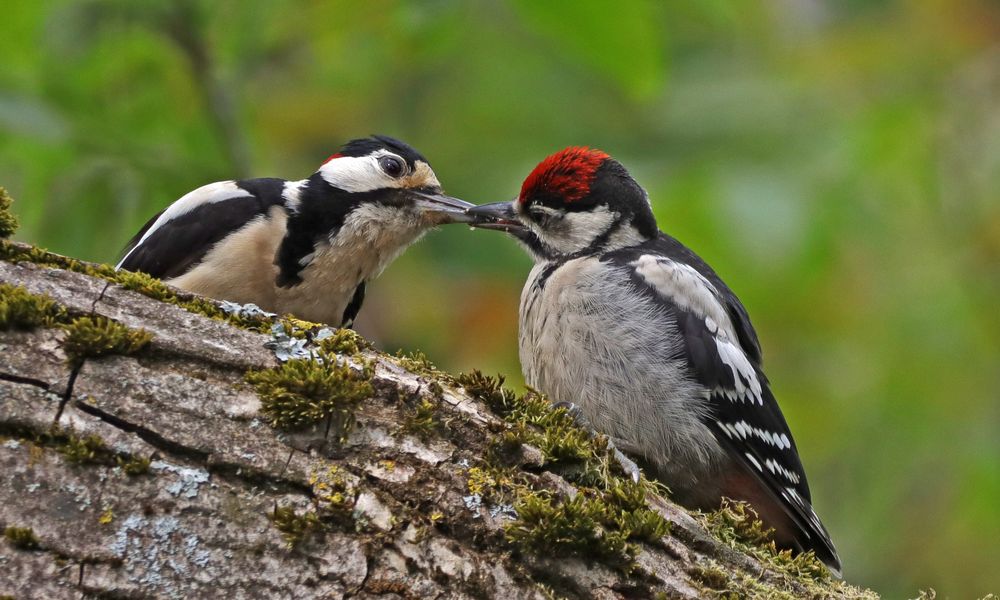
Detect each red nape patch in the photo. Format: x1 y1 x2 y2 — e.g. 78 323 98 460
322 152 344 165
519 147 610 204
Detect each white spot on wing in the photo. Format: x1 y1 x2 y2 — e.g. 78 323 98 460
714 336 763 405
745 452 763 471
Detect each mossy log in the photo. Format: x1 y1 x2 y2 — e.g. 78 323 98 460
0 241 878 600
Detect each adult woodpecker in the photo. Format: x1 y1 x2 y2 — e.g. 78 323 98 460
117 135 473 326
466 147 842 575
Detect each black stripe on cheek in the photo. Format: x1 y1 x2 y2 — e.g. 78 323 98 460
119 196 280 280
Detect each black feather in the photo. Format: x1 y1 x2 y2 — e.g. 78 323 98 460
118 179 286 279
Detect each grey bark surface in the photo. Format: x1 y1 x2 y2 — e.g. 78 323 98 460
0 254 876 600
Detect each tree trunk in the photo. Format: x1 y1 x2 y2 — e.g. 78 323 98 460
0 242 877 600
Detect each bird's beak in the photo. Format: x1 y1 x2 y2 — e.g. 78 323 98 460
465 201 528 234
410 189 477 224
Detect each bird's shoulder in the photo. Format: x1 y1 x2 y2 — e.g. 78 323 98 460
117 178 292 279
601 233 762 363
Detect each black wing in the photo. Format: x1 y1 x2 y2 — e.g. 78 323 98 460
118 179 286 280
610 234 841 574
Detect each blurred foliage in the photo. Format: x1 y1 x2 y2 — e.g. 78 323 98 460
2 0 998 596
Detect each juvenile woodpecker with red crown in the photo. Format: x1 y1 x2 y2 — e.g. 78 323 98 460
467 147 842 576
118 135 472 326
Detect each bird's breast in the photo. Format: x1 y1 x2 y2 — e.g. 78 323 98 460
517 256 724 478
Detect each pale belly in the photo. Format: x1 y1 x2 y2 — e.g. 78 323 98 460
518 256 725 492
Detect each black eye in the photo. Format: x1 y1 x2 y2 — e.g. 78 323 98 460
378 156 405 178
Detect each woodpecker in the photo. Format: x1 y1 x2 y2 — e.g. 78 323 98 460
117 135 473 327
467 147 842 575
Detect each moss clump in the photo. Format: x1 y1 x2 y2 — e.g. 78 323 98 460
402 398 442 439
118 454 151 476
394 349 451 381
4 526 40 550
317 328 370 356
58 432 110 465
506 492 634 567
61 315 152 365
246 351 373 439
269 505 322 548
0 283 65 330
688 562 731 591
0 187 18 239
703 499 832 584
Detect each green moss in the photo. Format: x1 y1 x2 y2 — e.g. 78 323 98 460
269 505 322 548
317 328 370 356
505 492 634 568
118 454 151 476
394 348 452 381
58 432 110 465
246 351 373 439
688 562 731 591
61 315 153 365
4 526 40 550
0 187 18 239
402 398 441 439
703 499 830 582
0 283 65 330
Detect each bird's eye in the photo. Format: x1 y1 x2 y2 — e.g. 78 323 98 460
378 156 405 178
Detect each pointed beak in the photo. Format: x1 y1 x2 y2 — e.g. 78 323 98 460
465 201 528 234
410 189 477 224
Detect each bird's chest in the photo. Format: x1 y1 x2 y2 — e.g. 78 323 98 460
281 218 424 325
519 258 659 403
518 257 715 471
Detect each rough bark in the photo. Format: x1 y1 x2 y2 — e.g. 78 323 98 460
0 245 878 600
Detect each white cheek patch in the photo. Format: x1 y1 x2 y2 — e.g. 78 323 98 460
318 154 441 194
534 205 618 254
318 152 396 193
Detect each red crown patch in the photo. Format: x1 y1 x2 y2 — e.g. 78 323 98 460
519 147 610 204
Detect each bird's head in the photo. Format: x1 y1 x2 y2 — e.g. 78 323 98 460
467 147 657 257
312 135 473 227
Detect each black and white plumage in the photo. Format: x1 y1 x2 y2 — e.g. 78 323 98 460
467 147 842 575
118 135 473 327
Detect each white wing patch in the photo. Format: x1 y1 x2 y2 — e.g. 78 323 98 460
714 336 764 405
631 255 738 341
116 180 248 269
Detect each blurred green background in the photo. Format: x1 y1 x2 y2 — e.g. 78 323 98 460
2 0 998 596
